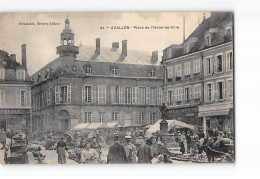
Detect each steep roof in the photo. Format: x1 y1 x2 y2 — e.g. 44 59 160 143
162 12 233 60
77 45 160 65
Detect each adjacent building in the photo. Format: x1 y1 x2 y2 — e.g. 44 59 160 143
0 45 32 131
31 17 164 131
161 12 234 134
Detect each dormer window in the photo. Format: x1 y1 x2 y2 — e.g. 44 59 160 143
150 68 155 77
0 69 5 80
84 65 92 75
17 70 25 80
111 67 118 75
166 48 172 59
205 34 212 46
225 26 232 36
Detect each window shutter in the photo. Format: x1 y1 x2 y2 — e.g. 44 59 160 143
214 82 217 100
17 90 21 106
181 88 185 101
146 87 150 105
224 81 227 99
136 86 140 104
172 90 175 104
82 86 85 103
26 90 30 107
111 86 115 104
55 86 60 104
226 53 230 70
213 57 217 73
204 59 208 75
104 86 106 104
132 86 135 104
223 54 226 71
92 86 96 103
67 86 71 103
190 87 193 100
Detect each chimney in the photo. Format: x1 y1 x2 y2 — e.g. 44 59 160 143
122 40 127 56
183 16 185 43
10 54 16 61
21 44 27 69
151 51 158 64
95 38 100 55
112 42 119 49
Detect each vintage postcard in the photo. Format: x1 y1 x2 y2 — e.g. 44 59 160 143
0 11 234 164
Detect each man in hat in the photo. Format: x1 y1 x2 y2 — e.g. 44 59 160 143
124 136 137 163
137 138 153 163
107 133 128 164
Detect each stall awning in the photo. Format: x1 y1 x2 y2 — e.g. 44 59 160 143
87 123 109 129
72 123 90 131
198 109 230 117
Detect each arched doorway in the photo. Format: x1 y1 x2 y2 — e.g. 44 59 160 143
58 110 70 131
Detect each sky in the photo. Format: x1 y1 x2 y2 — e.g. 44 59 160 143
0 12 210 74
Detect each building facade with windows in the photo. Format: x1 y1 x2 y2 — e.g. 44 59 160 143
0 46 32 131
31 17 164 131
161 12 234 134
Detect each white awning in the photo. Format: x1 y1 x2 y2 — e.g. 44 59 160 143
198 109 230 117
72 123 90 131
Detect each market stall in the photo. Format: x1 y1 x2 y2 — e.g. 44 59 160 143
72 123 91 131
145 119 195 138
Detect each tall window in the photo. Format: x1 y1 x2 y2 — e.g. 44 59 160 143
98 85 106 104
150 68 155 77
218 82 224 100
226 51 233 71
175 65 182 77
85 112 92 123
125 87 132 104
149 113 156 125
21 91 26 106
55 86 71 104
167 90 173 106
83 86 96 103
228 80 233 98
184 88 190 103
0 90 5 106
84 65 91 75
132 87 139 104
139 87 146 105
150 88 156 105
207 84 212 101
99 112 104 123
167 67 173 79
17 70 25 80
0 69 5 79
111 86 119 104
112 112 118 122
139 113 145 124
111 67 118 75
194 85 201 99
184 63 190 76
193 60 200 73
46 88 50 105
206 57 212 74
217 55 223 72
157 88 163 105
176 88 182 102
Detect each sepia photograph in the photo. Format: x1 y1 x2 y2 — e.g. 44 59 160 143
0 11 234 165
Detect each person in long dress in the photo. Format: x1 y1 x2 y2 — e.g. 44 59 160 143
56 137 68 164
80 142 99 164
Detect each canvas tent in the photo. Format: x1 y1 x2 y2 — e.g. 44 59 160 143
72 123 90 131
86 123 109 130
107 122 120 128
145 119 195 138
